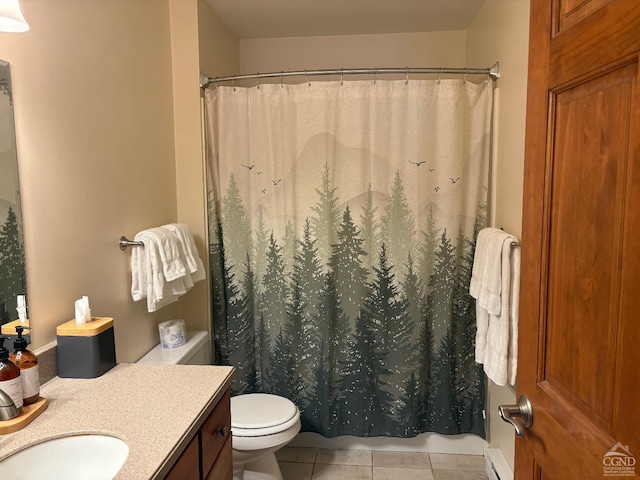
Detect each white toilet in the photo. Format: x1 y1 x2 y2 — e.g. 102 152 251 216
230 393 301 480
137 330 301 480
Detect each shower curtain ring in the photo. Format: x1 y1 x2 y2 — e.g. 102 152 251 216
281 71 284 88
341 68 344 86
232 78 236 92
256 73 260 90
464 68 468 83
374 67 377 85
405 66 409 85
438 67 443 84
305 69 310 87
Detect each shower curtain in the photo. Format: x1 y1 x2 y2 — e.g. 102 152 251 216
204 78 492 438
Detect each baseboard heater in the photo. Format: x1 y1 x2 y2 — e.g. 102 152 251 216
485 448 514 480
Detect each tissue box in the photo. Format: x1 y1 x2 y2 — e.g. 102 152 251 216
56 317 116 378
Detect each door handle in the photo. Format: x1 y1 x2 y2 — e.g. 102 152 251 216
498 395 533 437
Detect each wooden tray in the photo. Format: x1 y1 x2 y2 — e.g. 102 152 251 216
0 397 47 435
0 319 29 335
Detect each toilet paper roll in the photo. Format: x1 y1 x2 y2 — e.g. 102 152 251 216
158 319 186 349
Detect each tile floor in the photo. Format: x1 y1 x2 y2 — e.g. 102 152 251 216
276 447 489 480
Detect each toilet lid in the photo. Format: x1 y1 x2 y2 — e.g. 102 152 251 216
231 394 299 435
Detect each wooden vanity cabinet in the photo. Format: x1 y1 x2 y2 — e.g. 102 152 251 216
165 434 200 480
201 389 232 479
205 437 233 480
165 389 232 480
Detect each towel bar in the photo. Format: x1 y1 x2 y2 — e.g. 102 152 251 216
499 227 521 248
119 236 144 251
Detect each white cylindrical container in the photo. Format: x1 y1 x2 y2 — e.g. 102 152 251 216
158 319 187 349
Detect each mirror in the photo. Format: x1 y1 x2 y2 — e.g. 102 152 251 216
0 59 27 326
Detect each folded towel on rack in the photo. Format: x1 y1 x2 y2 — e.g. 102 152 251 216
471 227 505 315
162 224 206 283
130 225 204 313
469 228 491 299
470 227 520 386
156 228 187 282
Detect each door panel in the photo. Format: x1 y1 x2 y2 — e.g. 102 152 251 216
554 0 611 34
544 64 634 428
519 0 640 478
550 1 640 86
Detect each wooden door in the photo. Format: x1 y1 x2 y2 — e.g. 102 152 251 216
518 0 640 479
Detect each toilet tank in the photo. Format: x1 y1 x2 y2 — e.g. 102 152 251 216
137 330 210 365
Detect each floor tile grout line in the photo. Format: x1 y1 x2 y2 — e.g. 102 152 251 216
278 448 488 479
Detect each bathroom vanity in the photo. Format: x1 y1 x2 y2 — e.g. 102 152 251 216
0 363 234 479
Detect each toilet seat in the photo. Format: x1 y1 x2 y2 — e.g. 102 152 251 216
231 394 299 437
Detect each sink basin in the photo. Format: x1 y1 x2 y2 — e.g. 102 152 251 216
0 434 129 479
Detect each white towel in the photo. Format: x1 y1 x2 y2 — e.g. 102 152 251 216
130 227 195 312
474 228 507 315
469 227 493 299
471 228 504 362
470 227 520 386
162 223 206 283
155 227 187 282
471 228 501 365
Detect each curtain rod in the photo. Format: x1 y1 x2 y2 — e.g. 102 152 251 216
201 62 500 89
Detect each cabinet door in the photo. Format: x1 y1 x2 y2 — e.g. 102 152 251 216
165 432 200 480
201 389 232 478
205 436 233 480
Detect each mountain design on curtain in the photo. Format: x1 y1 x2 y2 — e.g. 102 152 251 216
205 80 491 439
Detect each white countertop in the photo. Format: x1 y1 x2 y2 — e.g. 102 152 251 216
0 363 234 479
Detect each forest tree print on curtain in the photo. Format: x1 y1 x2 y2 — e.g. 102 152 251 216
205 79 492 438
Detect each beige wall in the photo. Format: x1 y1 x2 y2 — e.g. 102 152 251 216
240 31 467 77
198 0 239 79
0 0 183 362
168 0 209 335
0 0 239 362
169 0 240 338
466 0 531 471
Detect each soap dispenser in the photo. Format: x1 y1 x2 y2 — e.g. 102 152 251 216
9 326 39 405
0 336 23 411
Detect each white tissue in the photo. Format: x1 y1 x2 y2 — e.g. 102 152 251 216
75 296 92 325
16 295 27 321
158 319 186 349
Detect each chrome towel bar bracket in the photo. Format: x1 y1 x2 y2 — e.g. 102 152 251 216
119 236 144 251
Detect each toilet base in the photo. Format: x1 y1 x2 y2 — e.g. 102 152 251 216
233 452 282 480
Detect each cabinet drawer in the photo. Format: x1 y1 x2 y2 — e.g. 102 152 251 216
201 389 231 477
205 435 232 480
165 432 200 480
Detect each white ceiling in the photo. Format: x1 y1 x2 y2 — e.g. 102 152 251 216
204 0 487 39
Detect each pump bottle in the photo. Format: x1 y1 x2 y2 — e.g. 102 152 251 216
0 336 23 411
9 326 39 405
